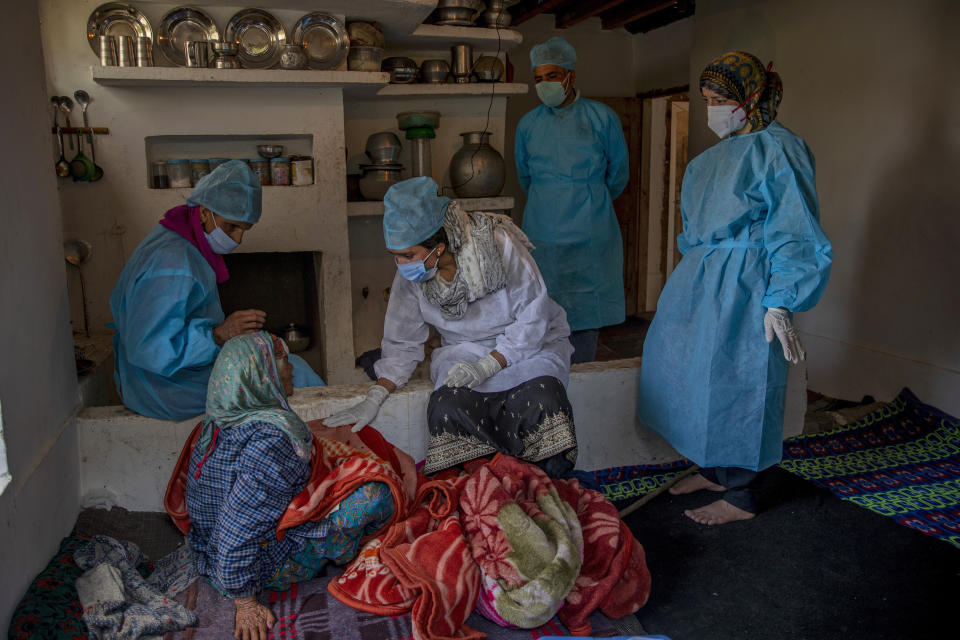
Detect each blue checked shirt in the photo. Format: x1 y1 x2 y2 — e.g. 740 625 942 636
186 421 312 597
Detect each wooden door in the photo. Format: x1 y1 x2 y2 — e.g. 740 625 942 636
667 100 689 273
595 97 643 316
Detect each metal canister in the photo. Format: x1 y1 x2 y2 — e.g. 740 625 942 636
248 158 270 185
270 157 291 186
291 156 314 186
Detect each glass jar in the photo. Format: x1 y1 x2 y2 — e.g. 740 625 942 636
190 159 211 186
150 161 169 189
167 159 192 188
270 157 291 186
208 157 230 171
291 156 314 186
248 158 271 185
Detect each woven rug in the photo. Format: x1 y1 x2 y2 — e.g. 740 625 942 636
164 573 623 639
780 387 960 548
579 460 693 503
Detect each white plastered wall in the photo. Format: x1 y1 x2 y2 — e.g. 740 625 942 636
0 0 81 630
689 0 960 414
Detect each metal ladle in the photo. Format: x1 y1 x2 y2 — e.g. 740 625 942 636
64 239 92 337
60 95 74 149
73 89 93 156
54 127 70 178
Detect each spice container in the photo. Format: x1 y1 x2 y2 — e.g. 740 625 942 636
291 156 314 186
270 157 291 186
248 158 271 185
208 157 230 171
167 159 192 188
150 161 169 189
191 159 211 186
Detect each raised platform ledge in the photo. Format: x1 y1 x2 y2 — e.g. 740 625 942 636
77 358 807 511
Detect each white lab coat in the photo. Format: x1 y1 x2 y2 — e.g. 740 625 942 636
374 227 573 393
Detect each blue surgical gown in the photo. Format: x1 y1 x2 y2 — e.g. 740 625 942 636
515 94 629 331
638 122 832 471
110 226 324 421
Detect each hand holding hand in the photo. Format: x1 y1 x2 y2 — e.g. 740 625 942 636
443 353 503 389
764 307 805 364
233 595 275 640
214 309 266 345
323 384 390 432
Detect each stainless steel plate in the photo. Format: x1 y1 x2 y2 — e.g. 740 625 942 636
158 6 219 67
224 8 285 69
291 13 348 70
86 2 153 56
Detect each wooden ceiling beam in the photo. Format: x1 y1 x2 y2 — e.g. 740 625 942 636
508 0 576 27
555 0 630 29
600 0 675 30
624 0 695 34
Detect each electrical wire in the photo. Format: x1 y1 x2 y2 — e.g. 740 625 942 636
448 6 504 197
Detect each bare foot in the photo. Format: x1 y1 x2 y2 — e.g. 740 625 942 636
684 499 755 525
668 473 726 495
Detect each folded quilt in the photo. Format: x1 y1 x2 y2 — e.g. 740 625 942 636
73 535 197 639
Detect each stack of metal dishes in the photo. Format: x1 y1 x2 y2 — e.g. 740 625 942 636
431 0 484 26
382 56 419 83
359 132 404 200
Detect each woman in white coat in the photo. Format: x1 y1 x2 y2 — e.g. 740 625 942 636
325 177 577 476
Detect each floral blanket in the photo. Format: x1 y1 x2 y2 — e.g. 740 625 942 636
330 455 651 639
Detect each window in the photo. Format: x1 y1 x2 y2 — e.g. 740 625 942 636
0 398 10 495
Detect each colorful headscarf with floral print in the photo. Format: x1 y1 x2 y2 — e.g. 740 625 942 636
199 331 311 461
699 51 783 132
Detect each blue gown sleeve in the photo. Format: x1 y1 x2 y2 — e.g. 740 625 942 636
759 140 833 312
515 116 532 194
602 107 629 199
288 353 325 387
121 272 220 376
374 273 430 387
209 429 308 597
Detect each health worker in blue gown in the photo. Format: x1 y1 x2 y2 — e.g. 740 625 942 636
515 36 629 364
638 52 833 525
109 160 324 421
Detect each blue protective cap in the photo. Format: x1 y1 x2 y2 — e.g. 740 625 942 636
186 159 262 224
382 177 450 250
530 36 577 70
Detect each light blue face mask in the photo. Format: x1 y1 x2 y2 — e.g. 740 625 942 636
205 223 239 255
396 247 438 283
536 79 567 108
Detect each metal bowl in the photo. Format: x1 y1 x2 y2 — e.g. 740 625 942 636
364 131 402 163
257 144 284 158
382 56 418 72
420 59 450 83
358 165 403 200
390 67 419 83
211 41 239 55
473 55 504 82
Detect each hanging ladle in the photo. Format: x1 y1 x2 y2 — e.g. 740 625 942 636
73 90 93 157
60 95 74 150
54 127 70 178
64 238 93 337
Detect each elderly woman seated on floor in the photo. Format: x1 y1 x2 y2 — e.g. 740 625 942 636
176 332 412 640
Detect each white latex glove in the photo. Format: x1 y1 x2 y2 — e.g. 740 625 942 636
764 307 805 364
323 384 389 432
443 354 503 389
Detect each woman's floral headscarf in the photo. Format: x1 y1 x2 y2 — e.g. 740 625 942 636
199 331 311 461
699 51 783 132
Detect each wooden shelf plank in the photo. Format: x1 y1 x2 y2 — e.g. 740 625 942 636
92 66 389 92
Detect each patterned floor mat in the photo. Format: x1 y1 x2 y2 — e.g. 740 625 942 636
779 387 960 548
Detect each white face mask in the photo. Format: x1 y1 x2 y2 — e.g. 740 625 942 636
707 104 747 139
204 222 239 254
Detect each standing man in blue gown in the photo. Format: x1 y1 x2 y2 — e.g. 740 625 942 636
110 160 324 421
515 36 629 363
638 52 832 525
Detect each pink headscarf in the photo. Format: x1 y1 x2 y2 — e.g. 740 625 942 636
159 205 229 284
